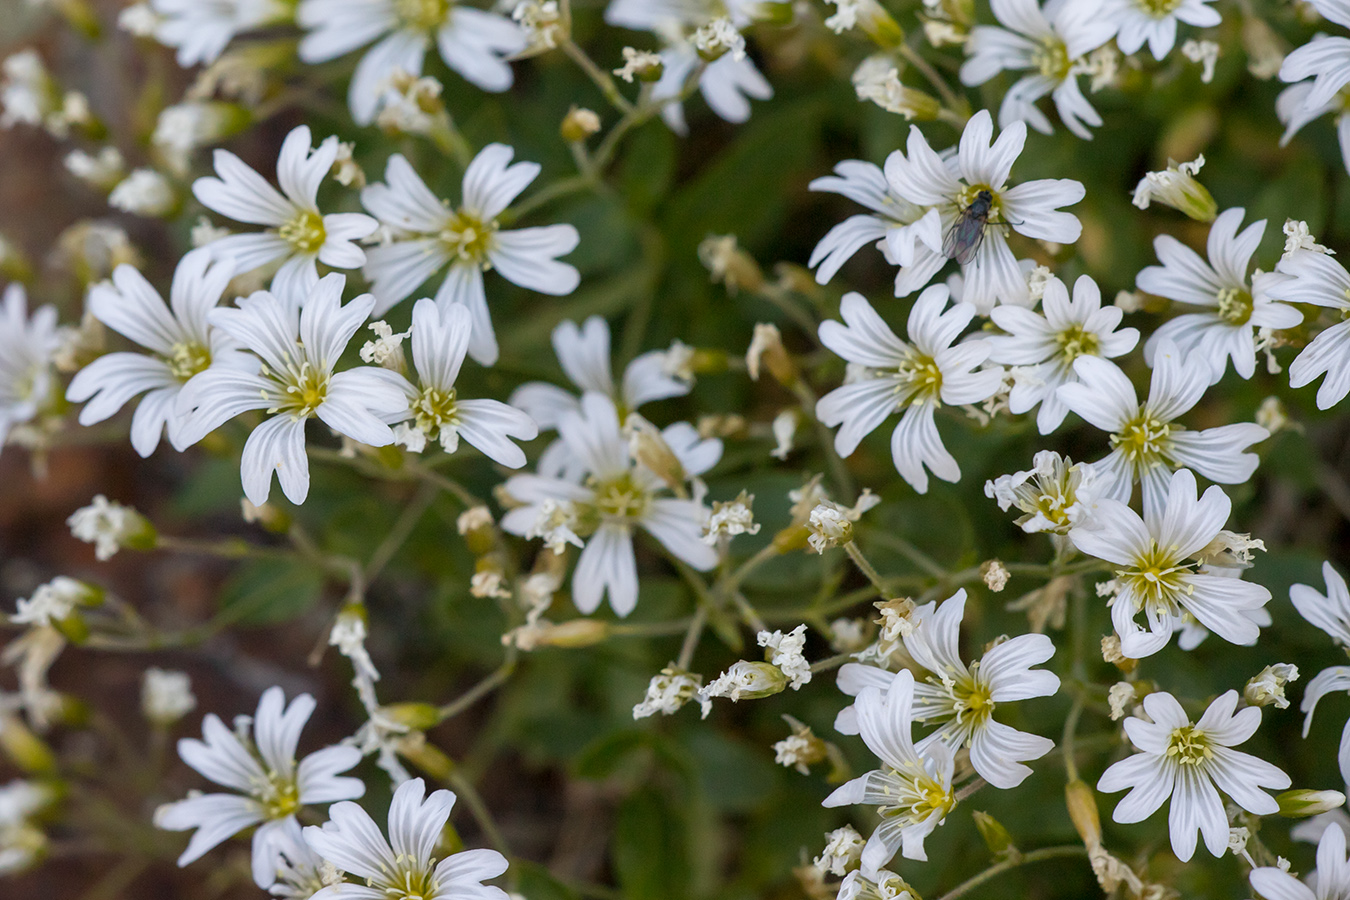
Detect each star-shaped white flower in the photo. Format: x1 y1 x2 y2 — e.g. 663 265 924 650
193 125 378 307
1270 249 1350 409
0 283 59 450
1251 815 1350 900
988 273 1138 433
144 0 289 67
67 249 254 457
1069 468 1272 658
1138 208 1301 383
1103 0 1219 59
361 147 580 365
1098 689 1289 862
304 777 509 900
297 0 526 125
816 286 1004 493
1280 1 1350 142
1292 562 1350 786
155 687 365 888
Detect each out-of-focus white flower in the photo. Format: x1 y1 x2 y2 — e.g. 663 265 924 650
156 687 366 888
142 0 289 67
1181 38 1219 82
851 57 941 120
68 495 155 560
1292 562 1350 785
11 577 96 628
0 284 60 450
1104 0 1219 59
513 0 564 53
1271 250 1350 409
1098 690 1289 862
153 101 248 176
65 147 126 190
109 168 177 217
613 47 663 83
1253 819 1350 900
142 668 197 725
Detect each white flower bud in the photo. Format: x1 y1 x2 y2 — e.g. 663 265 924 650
141 668 196 725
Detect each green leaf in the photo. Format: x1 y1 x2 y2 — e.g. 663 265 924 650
612 787 690 900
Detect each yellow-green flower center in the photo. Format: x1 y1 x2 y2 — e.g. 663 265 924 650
1054 324 1100 364
278 209 327 254
1166 725 1212 765
1138 0 1182 16
877 764 957 824
257 772 301 819
955 182 1001 212
264 356 329 418
1215 287 1254 326
166 340 212 381
590 472 651 522
1032 36 1071 81
395 0 452 30
375 855 441 900
950 672 995 725
412 384 457 437
440 210 497 263
1118 540 1193 616
894 352 944 405
1110 413 1173 467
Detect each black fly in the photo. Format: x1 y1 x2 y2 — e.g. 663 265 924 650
942 189 1000 266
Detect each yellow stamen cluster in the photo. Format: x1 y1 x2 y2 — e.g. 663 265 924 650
278 209 327 254
166 340 212 381
395 0 452 30
1215 287 1254 326
1110 413 1173 468
440 210 498 264
1166 725 1212 766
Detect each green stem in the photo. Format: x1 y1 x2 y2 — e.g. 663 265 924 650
436 651 518 722
937 845 1088 900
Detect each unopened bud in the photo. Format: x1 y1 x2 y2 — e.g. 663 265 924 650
972 811 1018 860
0 717 57 774
241 498 291 533
537 619 610 648
382 702 441 731
1277 789 1347 818
701 660 789 702
1100 635 1137 673
457 505 497 555
560 106 601 143
699 234 763 294
1131 156 1217 222
1065 778 1102 848
746 323 797 385
395 730 456 782
625 413 686 490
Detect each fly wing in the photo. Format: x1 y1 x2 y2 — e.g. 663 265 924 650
942 214 985 266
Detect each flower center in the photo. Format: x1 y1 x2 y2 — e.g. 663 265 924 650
1032 36 1070 80
264 356 330 418
412 384 457 436
1110 413 1173 467
166 340 212 381
395 0 452 30
1138 0 1182 16
893 352 943 405
278 209 327 254
590 472 651 522
1166 724 1212 765
955 182 1000 211
256 772 301 819
1118 540 1193 616
878 765 957 823
949 671 995 725
376 855 441 900
1215 287 1254 326
440 210 497 263
1054 324 1100 364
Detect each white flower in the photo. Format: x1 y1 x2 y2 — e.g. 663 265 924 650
984 449 1100 534
1279 1 1350 141
1245 663 1299 710
815 825 865 877
303 777 509 900
388 299 537 463
193 125 379 306
633 667 707 718
806 158 944 293
12 577 94 628
296 0 526 125
262 817 336 900
65 146 126 189
361 148 580 365
1138 208 1301 383
0 283 59 449
883 109 1086 311
988 274 1138 432
1181 38 1219 82
817 287 1004 493
1098 690 1289 862
501 393 720 616
67 495 154 560
1276 76 1350 178
0 50 58 131
142 668 197 725
145 0 288 67
1057 340 1269 516
823 669 956 874
1292 562 1350 785
703 491 759 544
153 101 245 176
67 250 254 457
760 624 812 689
1252 819 1350 900
155 687 365 888
510 315 690 472
175 274 409 506
1103 0 1220 60
1068 468 1273 658
109 168 177 217
959 0 1117 140
1131 155 1217 220
1270 250 1350 409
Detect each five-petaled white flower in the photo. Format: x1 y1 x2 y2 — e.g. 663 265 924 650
176 274 409 506
297 0 526 125
1138 208 1301 383
988 273 1139 433
193 125 379 306
361 148 580 366
816 286 1004 494
1069 468 1272 658
303 777 509 900
501 392 720 616
67 249 254 457
1250 814 1350 900
1270 249 1350 409
510 315 691 479
884 110 1086 311
1276 75 1350 179
389 298 538 464
1279 1 1350 159
1057 340 1268 516
1103 0 1219 60
959 0 1117 140
0 283 59 450
1292 562 1350 786
823 669 956 875
142 0 290 68
1098 689 1289 862
155 686 365 888
807 159 944 297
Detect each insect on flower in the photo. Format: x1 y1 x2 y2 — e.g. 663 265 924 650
943 189 1013 265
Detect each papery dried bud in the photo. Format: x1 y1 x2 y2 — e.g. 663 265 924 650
981 560 1010 592
699 234 763 293
704 490 761 544
457 505 497 555
560 106 601 143
633 667 707 718
813 824 864 876
1100 635 1136 673
614 47 663 83
746 323 797 385
773 716 828 774
241 498 291 533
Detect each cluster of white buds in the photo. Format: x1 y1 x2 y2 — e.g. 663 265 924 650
692 17 746 62
703 490 760 544
67 496 155 561
758 624 812 689
632 667 708 719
